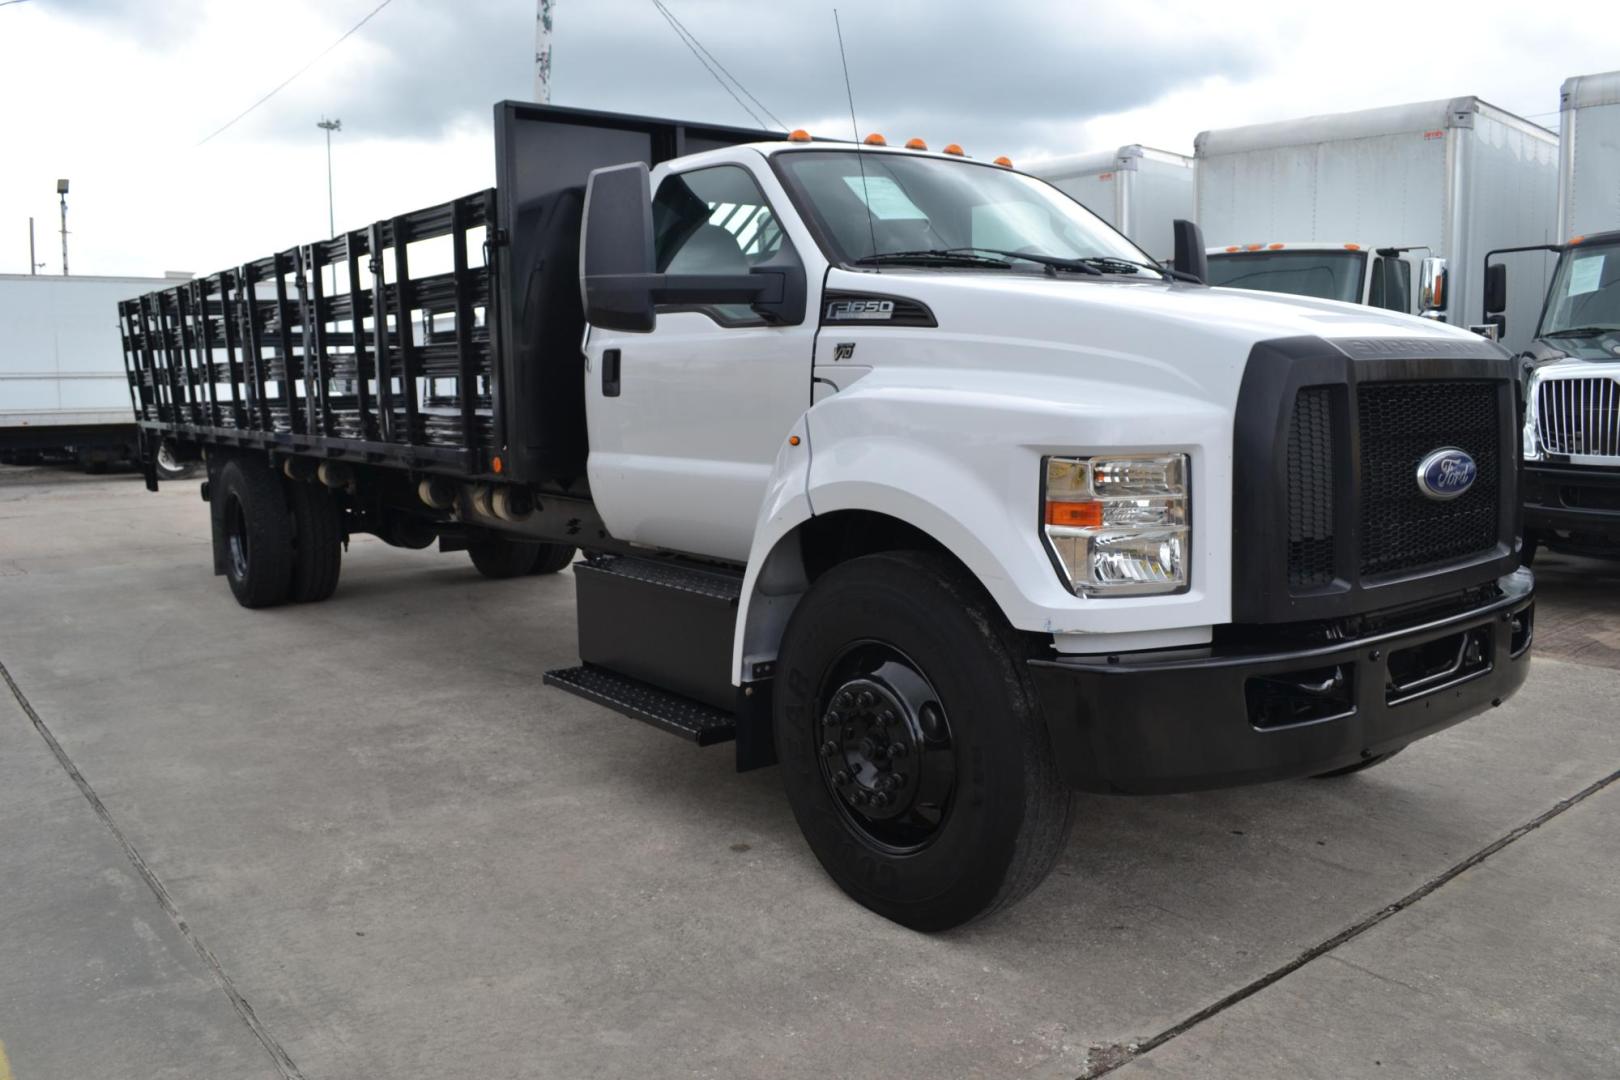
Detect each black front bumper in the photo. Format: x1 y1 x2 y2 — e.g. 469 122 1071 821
1028 571 1535 795
1523 462 1620 535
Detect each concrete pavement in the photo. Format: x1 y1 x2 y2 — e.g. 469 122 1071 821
2 464 1617 1079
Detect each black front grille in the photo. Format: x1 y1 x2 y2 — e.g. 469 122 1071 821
1357 381 1500 577
1286 387 1336 587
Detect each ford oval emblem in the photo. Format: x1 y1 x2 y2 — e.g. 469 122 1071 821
1415 448 1478 501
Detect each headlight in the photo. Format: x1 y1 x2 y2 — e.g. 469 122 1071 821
1521 373 1541 461
1043 454 1189 595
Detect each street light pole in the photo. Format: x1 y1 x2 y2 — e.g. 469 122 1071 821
317 117 341 238
29 216 38 275
57 178 69 276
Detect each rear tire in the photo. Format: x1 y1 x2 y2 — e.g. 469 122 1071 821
774 550 1073 931
468 536 542 579
528 543 577 575
218 459 293 609
1313 749 1402 778
288 481 342 603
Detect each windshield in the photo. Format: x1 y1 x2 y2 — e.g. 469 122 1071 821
1206 250 1366 304
1538 241 1620 337
772 149 1157 274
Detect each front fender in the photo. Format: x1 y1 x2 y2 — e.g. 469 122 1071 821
731 375 1235 683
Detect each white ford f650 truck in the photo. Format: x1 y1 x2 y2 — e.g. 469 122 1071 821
121 103 1534 930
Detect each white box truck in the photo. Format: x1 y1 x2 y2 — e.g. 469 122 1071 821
121 103 1534 930
1 272 192 470
1482 70 1620 561
1024 145 1195 260
1196 97 1559 352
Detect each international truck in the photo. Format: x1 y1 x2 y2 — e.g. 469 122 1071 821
120 102 1535 930
1023 145 1195 261
1 272 193 472
1196 97 1560 352
1484 70 1620 562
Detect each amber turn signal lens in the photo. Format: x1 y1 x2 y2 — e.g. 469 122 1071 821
1045 500 1103 529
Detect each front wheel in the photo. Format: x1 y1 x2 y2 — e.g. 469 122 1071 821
774 551 1073 931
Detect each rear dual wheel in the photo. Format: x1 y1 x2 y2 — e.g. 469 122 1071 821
218 460 342 608
467 536 575 579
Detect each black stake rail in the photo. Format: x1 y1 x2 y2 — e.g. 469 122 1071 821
120 189 500 478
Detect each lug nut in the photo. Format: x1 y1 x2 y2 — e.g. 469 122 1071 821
888 742 907 759
858 690 875 708
821 740 839 757
880 709 896 725
834 770 850 785
871 792 889 808
853 790 869 805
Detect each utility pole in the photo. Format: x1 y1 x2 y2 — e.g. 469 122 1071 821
29 216 40 275
534 0 555 103
57 179 69 276
317 118 341 238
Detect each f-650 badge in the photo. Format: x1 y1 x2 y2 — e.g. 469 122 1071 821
826 298 895 321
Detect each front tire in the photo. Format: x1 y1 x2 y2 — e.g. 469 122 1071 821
774 551 1073 931
218 459 293 609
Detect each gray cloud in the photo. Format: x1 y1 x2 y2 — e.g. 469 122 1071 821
46 0 1261 156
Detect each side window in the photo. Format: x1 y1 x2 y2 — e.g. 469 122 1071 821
652 165 785 324
1369 256 1412 314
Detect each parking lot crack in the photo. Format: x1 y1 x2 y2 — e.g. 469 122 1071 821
1 658 308 1080
1075 764 1620 1079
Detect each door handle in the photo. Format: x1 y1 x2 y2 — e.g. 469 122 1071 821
602 348 621 397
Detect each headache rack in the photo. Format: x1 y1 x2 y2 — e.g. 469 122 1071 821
120 190 502 478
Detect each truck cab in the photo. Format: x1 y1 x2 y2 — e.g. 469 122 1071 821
1204 242 1419 314
1489 232 1620 560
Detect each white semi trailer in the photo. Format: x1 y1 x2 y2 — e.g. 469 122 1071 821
1483 70 1620 561
1 272 191 469
1196 97 1559 352
1025 145 1194 261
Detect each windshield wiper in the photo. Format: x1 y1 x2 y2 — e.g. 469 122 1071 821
1074 255 1202 283
852 249 1013 268
1542 325 1619 339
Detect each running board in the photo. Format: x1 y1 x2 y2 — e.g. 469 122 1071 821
543 664 737 746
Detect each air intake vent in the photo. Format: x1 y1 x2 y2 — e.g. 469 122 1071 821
1286 387 1336 588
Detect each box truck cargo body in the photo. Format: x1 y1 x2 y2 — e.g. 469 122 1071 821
1026 145 1194 260
1558 70 1620 239
1 273 189 464
1196 97 1559 351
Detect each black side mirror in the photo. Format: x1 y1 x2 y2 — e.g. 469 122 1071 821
1171 219 1208 284
581 162 658 333
1484 262 1507 316
581 162 805 332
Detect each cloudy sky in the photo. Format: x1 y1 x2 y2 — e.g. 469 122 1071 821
2 0 1616 278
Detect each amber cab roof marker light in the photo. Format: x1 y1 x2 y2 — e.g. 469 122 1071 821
863 132 887 146
993 155 1013 168
787 129 813 143
943 143 965 156
905 137 927 150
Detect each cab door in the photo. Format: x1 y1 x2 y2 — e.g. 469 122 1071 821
584 160 818 562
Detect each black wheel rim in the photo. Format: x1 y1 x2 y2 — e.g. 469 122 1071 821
226 496 250 582
815 640 956 854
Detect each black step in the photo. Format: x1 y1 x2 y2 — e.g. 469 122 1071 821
544 664 737 746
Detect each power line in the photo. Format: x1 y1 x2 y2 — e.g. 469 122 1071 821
196 0 394 146
651 0 785 130
0 1 37 9
651 0 762 127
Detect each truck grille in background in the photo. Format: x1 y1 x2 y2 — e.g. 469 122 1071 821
1535 375 1620 462
1286 387 1336 587
1358 381 1499 577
